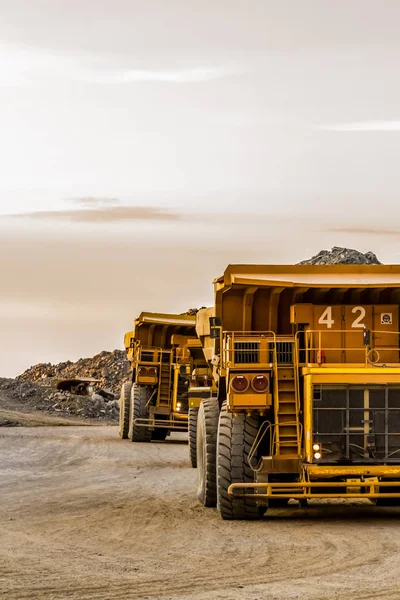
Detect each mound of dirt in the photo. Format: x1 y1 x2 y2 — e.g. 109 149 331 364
0 349 131 424
0 377 120 421
298 247 381 265
18 349 130 396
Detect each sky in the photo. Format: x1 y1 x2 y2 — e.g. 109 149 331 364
1 0 400 376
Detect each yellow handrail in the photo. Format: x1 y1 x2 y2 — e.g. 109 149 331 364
222 331 276 368
295 329 400 365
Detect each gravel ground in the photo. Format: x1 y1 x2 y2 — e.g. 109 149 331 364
1 426 400 600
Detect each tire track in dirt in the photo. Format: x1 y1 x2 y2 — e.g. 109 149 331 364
2 427 400 600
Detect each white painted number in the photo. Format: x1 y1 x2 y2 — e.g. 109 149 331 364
318 305 367 329
351 306 366 328
318 307 335 329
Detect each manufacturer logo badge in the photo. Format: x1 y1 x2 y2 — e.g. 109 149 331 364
381 313 392 325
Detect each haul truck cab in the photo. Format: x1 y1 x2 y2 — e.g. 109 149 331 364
119 312 199 442
195 264 400 519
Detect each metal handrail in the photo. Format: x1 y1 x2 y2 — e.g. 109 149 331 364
136 345 167 365
222 331 276 368
295 329 400 365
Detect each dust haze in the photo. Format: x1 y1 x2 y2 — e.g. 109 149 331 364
7 205 181 223
1 212 399 378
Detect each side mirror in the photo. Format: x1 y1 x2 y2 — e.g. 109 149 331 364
209 316 222 339
209 316 222 327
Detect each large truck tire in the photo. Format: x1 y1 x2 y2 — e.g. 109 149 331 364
128 384 152 443
196 398 219 507
118 381 132 439
217 401 266 520
188 407 199 468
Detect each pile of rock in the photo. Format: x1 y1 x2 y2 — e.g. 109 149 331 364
298 247 381 265
0 377 119 421
4 349 132 423
18 349 130 396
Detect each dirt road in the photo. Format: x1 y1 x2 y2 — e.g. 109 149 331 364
1 426 400 600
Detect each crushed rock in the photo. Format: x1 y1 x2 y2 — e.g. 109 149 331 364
17 349 130 396
298 247 381 265
2 349 131 423
0 377 120 421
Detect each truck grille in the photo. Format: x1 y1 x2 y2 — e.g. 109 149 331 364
267 342 293 364
313 384 400 463
234 341 260 364
275 342 293 364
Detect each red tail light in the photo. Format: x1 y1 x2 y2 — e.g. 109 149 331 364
251 375 269 393
231 375 249 393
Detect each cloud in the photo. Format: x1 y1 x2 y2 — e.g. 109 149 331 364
324 227 400 236
85 66 238 84
317 120 400 132
4 206 181 223
67 197 121 208
0 42 238 87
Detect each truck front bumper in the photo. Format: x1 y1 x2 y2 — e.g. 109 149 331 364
228 479 400 500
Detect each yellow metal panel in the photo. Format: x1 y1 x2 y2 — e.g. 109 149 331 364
220 264 400 289
195 307 215 363
312 305 343 362
303 367 400 375
189 397 202 408
228 479 400 500
124 330 135 350
136 376 158 384
229 392 272 409
243 287 257 331
373 305 399 363
290 303 313 325
137 312 196 326
344 305 373 362
172 365 179 412
171 412 188 421
308 372 400 385
306 465 400 478
133 312 197 349
303 375 313 461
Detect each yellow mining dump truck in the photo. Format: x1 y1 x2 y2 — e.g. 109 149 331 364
195 264 400 519
119 311 208 442
186 337 215 467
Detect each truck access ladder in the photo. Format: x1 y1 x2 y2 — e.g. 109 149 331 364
273 338 301 457
158 351 172 406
